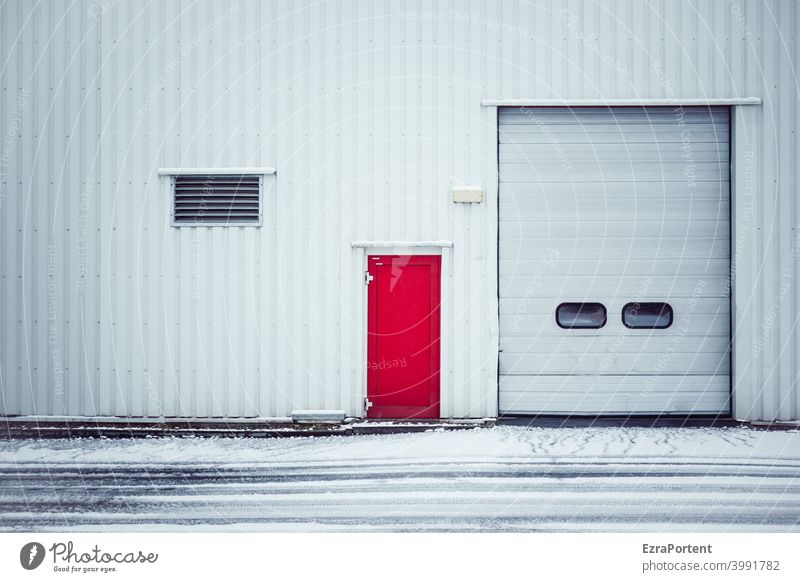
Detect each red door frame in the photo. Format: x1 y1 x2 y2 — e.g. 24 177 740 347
367 255 441 418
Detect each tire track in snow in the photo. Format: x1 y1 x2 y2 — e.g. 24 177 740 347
2 460 799 532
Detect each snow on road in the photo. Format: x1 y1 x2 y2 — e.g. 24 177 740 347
1 426 798 532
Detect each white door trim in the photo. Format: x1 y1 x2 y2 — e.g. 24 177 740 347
352 243 453 418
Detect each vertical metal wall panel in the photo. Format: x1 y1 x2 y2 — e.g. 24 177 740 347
0 0 797 421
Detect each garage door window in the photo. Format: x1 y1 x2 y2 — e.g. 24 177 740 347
556 303 607 329
622 302 673 329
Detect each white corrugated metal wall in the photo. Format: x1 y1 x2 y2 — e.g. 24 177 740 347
0 1 797 421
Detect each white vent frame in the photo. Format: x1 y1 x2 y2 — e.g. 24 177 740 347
160 168 275 227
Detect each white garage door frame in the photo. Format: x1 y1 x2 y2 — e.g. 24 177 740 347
486 98 761 417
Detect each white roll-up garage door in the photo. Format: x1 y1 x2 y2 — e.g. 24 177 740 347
498 106 731 415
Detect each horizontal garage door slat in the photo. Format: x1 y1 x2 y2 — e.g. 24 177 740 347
500 375 730 415
499 199 729 219
502 238 729 260
500 162 729 182
500 335 729 353
500 297 729 315
498 105 728 117
498 106 730 416
500 315 729 337
499 122 728 133
499 116 730 127
499 392 731 415
500 280 730 299
499 258 731 276
500 131 728 144
500 181 728 198
500 353 730 376
500 143 729 163
499 220 730 239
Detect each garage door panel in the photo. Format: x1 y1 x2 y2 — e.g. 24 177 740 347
499 314 729 337
498 106 730 416
500 258 730 277
498 113 730 127
500 197 729 220
499 122 728 134
500 162 729 183
500 334 729 354
501 373 731 391
501 181 728 199
499 384 731 415
499 220 729 239
499 297 730 316
500 130 729 145
500 352 730 376
500 143 729 163
504 333 730 343
500 276 731 298
501 237 729 260
499 106 729 122
499 401 729 415
499 376 730 415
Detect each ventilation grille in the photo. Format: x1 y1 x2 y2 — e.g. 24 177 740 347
173 175 261 225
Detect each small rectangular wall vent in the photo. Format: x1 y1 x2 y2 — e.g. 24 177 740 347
172 174 261 225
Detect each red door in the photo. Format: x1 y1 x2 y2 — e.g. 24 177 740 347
367 255 441 418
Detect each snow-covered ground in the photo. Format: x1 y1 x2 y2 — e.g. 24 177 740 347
1 426 798 532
